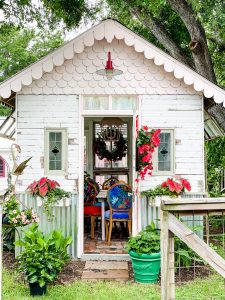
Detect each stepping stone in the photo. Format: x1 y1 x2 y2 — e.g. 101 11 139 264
82 261 129 281
85 261 128 270
82 269 129 281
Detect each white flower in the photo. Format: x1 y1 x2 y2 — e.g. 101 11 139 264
12 210 17 214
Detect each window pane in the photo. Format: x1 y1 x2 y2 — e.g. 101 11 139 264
49 132 62 170
0 157 4 177
84 96 108 110
112 96 136 110
158 133 171 171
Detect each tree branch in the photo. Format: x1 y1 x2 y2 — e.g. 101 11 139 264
130 7 194 69
167 0 216 82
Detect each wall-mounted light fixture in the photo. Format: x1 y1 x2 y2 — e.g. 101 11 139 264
96 51 123 80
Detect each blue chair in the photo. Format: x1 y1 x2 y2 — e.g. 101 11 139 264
105 181 132 245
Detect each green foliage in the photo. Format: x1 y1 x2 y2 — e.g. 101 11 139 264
126 223 160 254
0 24 64 83
141 185 177 199
205 137 225 196
15 224 72 287
43 188 71 220
0 104 12 117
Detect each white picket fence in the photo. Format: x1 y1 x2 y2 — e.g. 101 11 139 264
16 193 78 258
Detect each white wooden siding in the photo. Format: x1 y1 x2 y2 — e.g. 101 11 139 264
19 39 198 97
140 94 204 193
16 94 79 191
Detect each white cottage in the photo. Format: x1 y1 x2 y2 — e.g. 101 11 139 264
0 19 225 259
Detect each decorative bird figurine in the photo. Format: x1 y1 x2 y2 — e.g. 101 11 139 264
13 157 32 176
11 143 21 174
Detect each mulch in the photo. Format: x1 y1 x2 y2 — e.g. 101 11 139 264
3 251 210 286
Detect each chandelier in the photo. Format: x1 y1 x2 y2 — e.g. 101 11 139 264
100 117 123 142
96 51 123 80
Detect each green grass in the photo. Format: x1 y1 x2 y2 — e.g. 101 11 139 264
2 269 224 300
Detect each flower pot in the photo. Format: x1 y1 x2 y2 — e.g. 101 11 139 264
29 282 47 296
129 250 160 284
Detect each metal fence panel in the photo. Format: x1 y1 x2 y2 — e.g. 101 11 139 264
15 193 78 258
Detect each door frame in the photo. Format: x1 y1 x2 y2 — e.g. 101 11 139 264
77 96 141 258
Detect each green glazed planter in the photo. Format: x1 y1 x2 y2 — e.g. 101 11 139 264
129 250 161 284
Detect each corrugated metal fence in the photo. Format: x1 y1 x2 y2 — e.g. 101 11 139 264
16 193 78 258
140 193 206 238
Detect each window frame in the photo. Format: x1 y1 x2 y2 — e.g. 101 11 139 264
0 156 5 178
152 129 175 176
44 128 68 176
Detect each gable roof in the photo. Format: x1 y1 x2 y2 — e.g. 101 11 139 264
0 19 224 104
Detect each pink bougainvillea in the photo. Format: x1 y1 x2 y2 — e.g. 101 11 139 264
136 125 161 181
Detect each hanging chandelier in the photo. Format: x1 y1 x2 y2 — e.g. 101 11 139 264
96 51 123 80
100 117 123 142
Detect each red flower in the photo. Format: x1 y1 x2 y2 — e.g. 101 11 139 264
180 178 191 191
166 178 176 192
143 125 149 131
38 177 47 187
39 185 48 197
142 153 152 163
161 181 167 188
174 182 183 194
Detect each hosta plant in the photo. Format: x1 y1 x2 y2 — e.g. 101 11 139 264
27 177 71 219
15 224 72 288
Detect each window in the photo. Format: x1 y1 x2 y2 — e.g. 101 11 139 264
44 128 67 175
0 156 5 177
83 95 137 111
153 130 174 175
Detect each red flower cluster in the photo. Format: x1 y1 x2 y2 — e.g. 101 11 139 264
161 177 191 194
137 126 161 180
27 177 60 198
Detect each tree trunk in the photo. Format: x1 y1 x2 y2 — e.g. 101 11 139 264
167 0 216 83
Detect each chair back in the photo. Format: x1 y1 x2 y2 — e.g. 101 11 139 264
84 181 97 205
107 182 132 211
102 177 119 190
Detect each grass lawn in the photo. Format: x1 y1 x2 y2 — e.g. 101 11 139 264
2 268 224 300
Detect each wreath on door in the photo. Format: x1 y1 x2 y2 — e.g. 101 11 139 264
94 134 128 162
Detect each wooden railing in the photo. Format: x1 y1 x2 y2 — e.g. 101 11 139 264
16 193 78 258
160 198 225 300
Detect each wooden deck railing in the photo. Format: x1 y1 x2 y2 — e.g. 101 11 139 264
160 197 225 300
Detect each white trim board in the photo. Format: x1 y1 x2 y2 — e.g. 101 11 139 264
0 19 224 104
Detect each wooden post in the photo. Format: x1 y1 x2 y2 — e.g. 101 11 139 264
0 190 6 300
161 210 175 300
169 232 175 300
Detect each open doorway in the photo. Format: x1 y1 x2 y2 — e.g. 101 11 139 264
83 116 133 254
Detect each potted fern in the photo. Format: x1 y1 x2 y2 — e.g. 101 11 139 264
126 223 160 284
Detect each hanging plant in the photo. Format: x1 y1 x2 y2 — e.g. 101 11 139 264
95 133 128 162
136 126 161 181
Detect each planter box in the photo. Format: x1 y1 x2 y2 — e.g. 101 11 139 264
36 197 71 207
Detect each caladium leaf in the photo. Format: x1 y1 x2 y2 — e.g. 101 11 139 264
39 185 48 197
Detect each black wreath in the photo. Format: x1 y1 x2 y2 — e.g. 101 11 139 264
95 134 128 161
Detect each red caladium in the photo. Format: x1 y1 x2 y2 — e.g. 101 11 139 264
161 177 191 195
27 177 61 198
